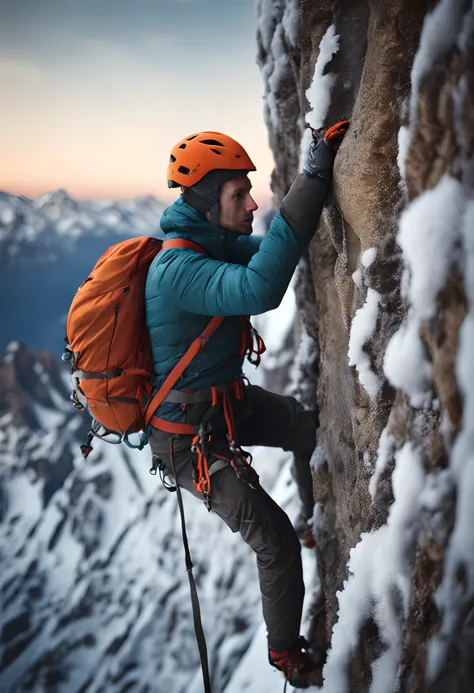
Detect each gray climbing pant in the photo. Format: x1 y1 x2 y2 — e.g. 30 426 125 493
149 384 317 651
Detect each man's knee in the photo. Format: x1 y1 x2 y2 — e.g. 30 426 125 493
245 501 301 564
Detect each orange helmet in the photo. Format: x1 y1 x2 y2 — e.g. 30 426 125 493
167 131 256 188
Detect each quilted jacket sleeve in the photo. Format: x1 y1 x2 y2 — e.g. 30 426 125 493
150 211 306 316
230 234 263 265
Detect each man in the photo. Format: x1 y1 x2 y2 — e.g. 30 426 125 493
145 123 348 689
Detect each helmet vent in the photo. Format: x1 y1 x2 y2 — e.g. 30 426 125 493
179 143 187 149
200 139 224 146
187 135 197 141
170 154 176 162
178 165 190 175
210 148 222 155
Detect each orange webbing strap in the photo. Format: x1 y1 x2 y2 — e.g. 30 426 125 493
192 434 212 501
223 392 237 443
239 317 266 366
144 315 224 428
150 416 197 435
162 238 207 254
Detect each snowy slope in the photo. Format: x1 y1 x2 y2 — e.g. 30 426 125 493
0 280 307 693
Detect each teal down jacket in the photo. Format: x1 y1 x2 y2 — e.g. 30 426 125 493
145 194 307 423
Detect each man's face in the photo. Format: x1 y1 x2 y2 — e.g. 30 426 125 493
218 175 258 235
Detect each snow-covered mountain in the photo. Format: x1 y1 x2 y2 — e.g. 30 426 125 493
0 190 166 355
0 189 165 266
0 335 311 693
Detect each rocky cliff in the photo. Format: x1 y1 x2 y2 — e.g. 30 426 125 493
257 0 474 691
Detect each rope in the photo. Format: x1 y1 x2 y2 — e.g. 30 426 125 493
169 438 212 693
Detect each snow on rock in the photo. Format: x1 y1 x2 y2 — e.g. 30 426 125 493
361 247 377 269
281 0 300 48
348 288 381 398
256 0 301 132
397 125 411 182
257 0 474 690
287 321 318 410
351 268 363 289
409 0 467 123
384 319 432 409
323 443 426 693
397 175 464 321
266 24 292 131
427 198 474 679
299 126 314 173
305 24 340 130
384 174 465 407
368 425 397 501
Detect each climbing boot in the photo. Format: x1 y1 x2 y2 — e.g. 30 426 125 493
294 513 316 549
269 636 323 688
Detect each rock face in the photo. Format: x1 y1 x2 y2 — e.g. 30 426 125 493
257 0 474 691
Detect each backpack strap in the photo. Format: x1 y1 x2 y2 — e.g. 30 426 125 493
145 315 224 427
144 236 222 429
162 238 207 254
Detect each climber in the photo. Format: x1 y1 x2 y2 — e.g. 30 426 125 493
146 121 348 689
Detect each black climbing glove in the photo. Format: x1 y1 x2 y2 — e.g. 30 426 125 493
281 119 349 242
303 120 350 183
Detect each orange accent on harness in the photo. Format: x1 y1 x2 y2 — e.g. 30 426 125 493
144 314 224 427
239 316 266 366
192 432 212 498
150 415 196 435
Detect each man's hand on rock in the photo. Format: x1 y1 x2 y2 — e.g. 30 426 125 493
303 120 350 179
281 119 349 241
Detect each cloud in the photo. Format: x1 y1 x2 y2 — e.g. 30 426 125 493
0 0 255 68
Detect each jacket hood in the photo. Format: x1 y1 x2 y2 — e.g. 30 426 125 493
160 194 241 260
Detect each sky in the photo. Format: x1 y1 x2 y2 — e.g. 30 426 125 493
0 0 274 205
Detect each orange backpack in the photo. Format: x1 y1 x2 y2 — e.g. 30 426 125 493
63 235 223 456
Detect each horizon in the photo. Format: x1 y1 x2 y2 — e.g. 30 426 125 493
0 182 272 211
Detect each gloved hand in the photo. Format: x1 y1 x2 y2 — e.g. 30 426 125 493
303 120 349 179
280 119 349 241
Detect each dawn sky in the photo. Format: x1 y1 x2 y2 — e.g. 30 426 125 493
0 0 274 204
